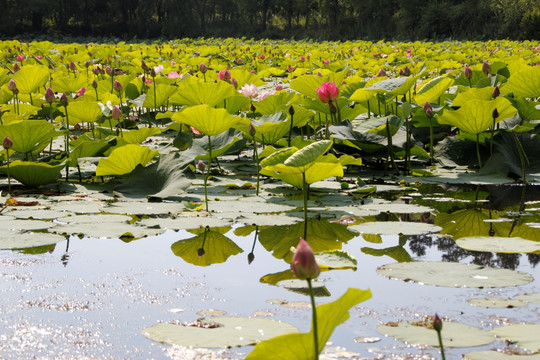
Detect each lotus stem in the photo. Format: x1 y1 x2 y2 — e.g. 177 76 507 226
204 135 213 212
512 130 528 184
152 78 157 110
429 117 434 163
288 112 294 147
490 118 496 155
307 278 319 360
6 148 11 195
475 133 482 168
254 139 260 196
303 172 308 239
385 117 399 175
64 107 71 181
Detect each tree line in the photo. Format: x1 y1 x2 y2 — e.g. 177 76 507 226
1 0 539 41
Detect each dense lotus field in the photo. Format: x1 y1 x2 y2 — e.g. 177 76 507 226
0 38 540 359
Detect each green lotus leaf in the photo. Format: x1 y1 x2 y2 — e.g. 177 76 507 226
171 230 243 266
172 104 240 136
437 97 518 134
366 76 420 95
435 208 513 239
1 103 41 119
255 92 296 115
171 81 237 107
377 320 494 348
361 245 413 262
413 76 455 105
465 350 540 360
0 120 58 154
284 140 332 171
96 144 159 176
315 249 357 270
51 76 88 93
491 324 540 352
11 65 50 94
0 160 65 187
350 88 376 103
349 221 441 235
356 115 404 137
68 138 111 166
501 66 540 98
224 94 251 114
230 69 265 87
143 84 178 108
467 297 527 308
263 161 343 188
290 74 328 99
455 236 540 254
237 112 291 145
377 261 533 288
452 87 495 107
121 127 162 144
246 288 372 360
260 147 297 167
59 100 103 125
143 316 297 348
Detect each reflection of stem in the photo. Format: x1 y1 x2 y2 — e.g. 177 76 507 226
307 278 319 360
303 172 308 239
248 227 258 264
509 185 527 237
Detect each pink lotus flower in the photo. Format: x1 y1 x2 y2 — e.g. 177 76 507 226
300 56 305 62
287 65 294 72
111 105 122 120
275 84 283 91
167 71 182 79
36 55 42 59
16 55 24 62
258 54 265 60
240 83 258 99
76 87 86 97
191 126 202 135
316 82 339 103
424 102 433 118
323 60 329 65
291 238 320 280
3 135 13 150
218 70 231 81
153 64 164 74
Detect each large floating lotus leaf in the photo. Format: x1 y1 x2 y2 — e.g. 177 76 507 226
246 288 372 360
56 214 132 224
467 297 527 308
54 221 164 239
59 100 103 125
377 320 494 348
455 236 540 254
12 65 50 94
377 261 533 288
103 201 183 216
96 144 159 176
120 127 162 144
0 160 65 187
358 203 433 214
491 324 540 352
0 231 65 250
143 316 297 348
205 198 296 215
437 97 518 135
52 76 88 93
137 216 232 231
0 120 58 154
171 81 237 107
413 76 455 105
501 66 540 98
171 230 243 266
465 351 540 360
349 221 441 235
315 250 357 270
514 293 540 304
143 84 178 108
0 218 57 231
172 104 240 136
114 152 194 200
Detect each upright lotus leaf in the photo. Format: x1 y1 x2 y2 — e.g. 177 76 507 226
413 76 454 105
1 103 41 120
260 147 298 167
366 76 420 96
237 112 291 145
264 161 343 188
283 140 333 172
121 127 162 144
171 104 240 136
59 100 103 125
290 74 328 99
501 66 540 98
356 115 404 137
0 160 65 187
452 87 495 107
437 97 518 135
224 94 251 114
229 69 265 87
255 92 296 114
96 144 159 176
245 288 372 360
350 88 377 103
11 65 50 94
143 84 178 108
182 129 246 161
0 120 58 154
171 81 237 107
51 76 88 93
68 138 111 167
171 230 243 266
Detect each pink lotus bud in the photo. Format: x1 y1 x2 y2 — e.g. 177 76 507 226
240 83 258 99
191 126 202 135
329 102 337 114
424 101 433 118
464 64 473 79
287 65 294 72
92 79 98 89
492 86 500 98
250 103 256 112
92 67 100 75
258 54 265 60
482 61 491 75
323 59 329 65
13 63 20 72
317 71 323 77
492 108 499 119
231 78 238 89
105 66 113 76
197 160 206 171
150 68 156 78
45 87 55 103
291 238 320 280
76 87 86 97
433 314 443 332
199 63 208 73
316 82 339 103
402 65 411 76
275 84 283 91
85 60 91 68
2 135 12 150
113 80 123 92
236 58 243 64
69 61 76 71
141 60 149 72
8 79 17 92
289 105 295 116
218 70 231 81
111 105 122 120
248 123 256 137
250 69 256 74
300 56 305 62
377 68 386 77
59 93 69 107
74 123 81 131
16 55 24 62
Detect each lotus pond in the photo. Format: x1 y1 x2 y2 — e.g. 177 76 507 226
0 38 539 359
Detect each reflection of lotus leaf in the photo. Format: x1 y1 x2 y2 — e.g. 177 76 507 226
377 261 533 288
143 316 297 348
171 230 243 266
377 320 494 348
